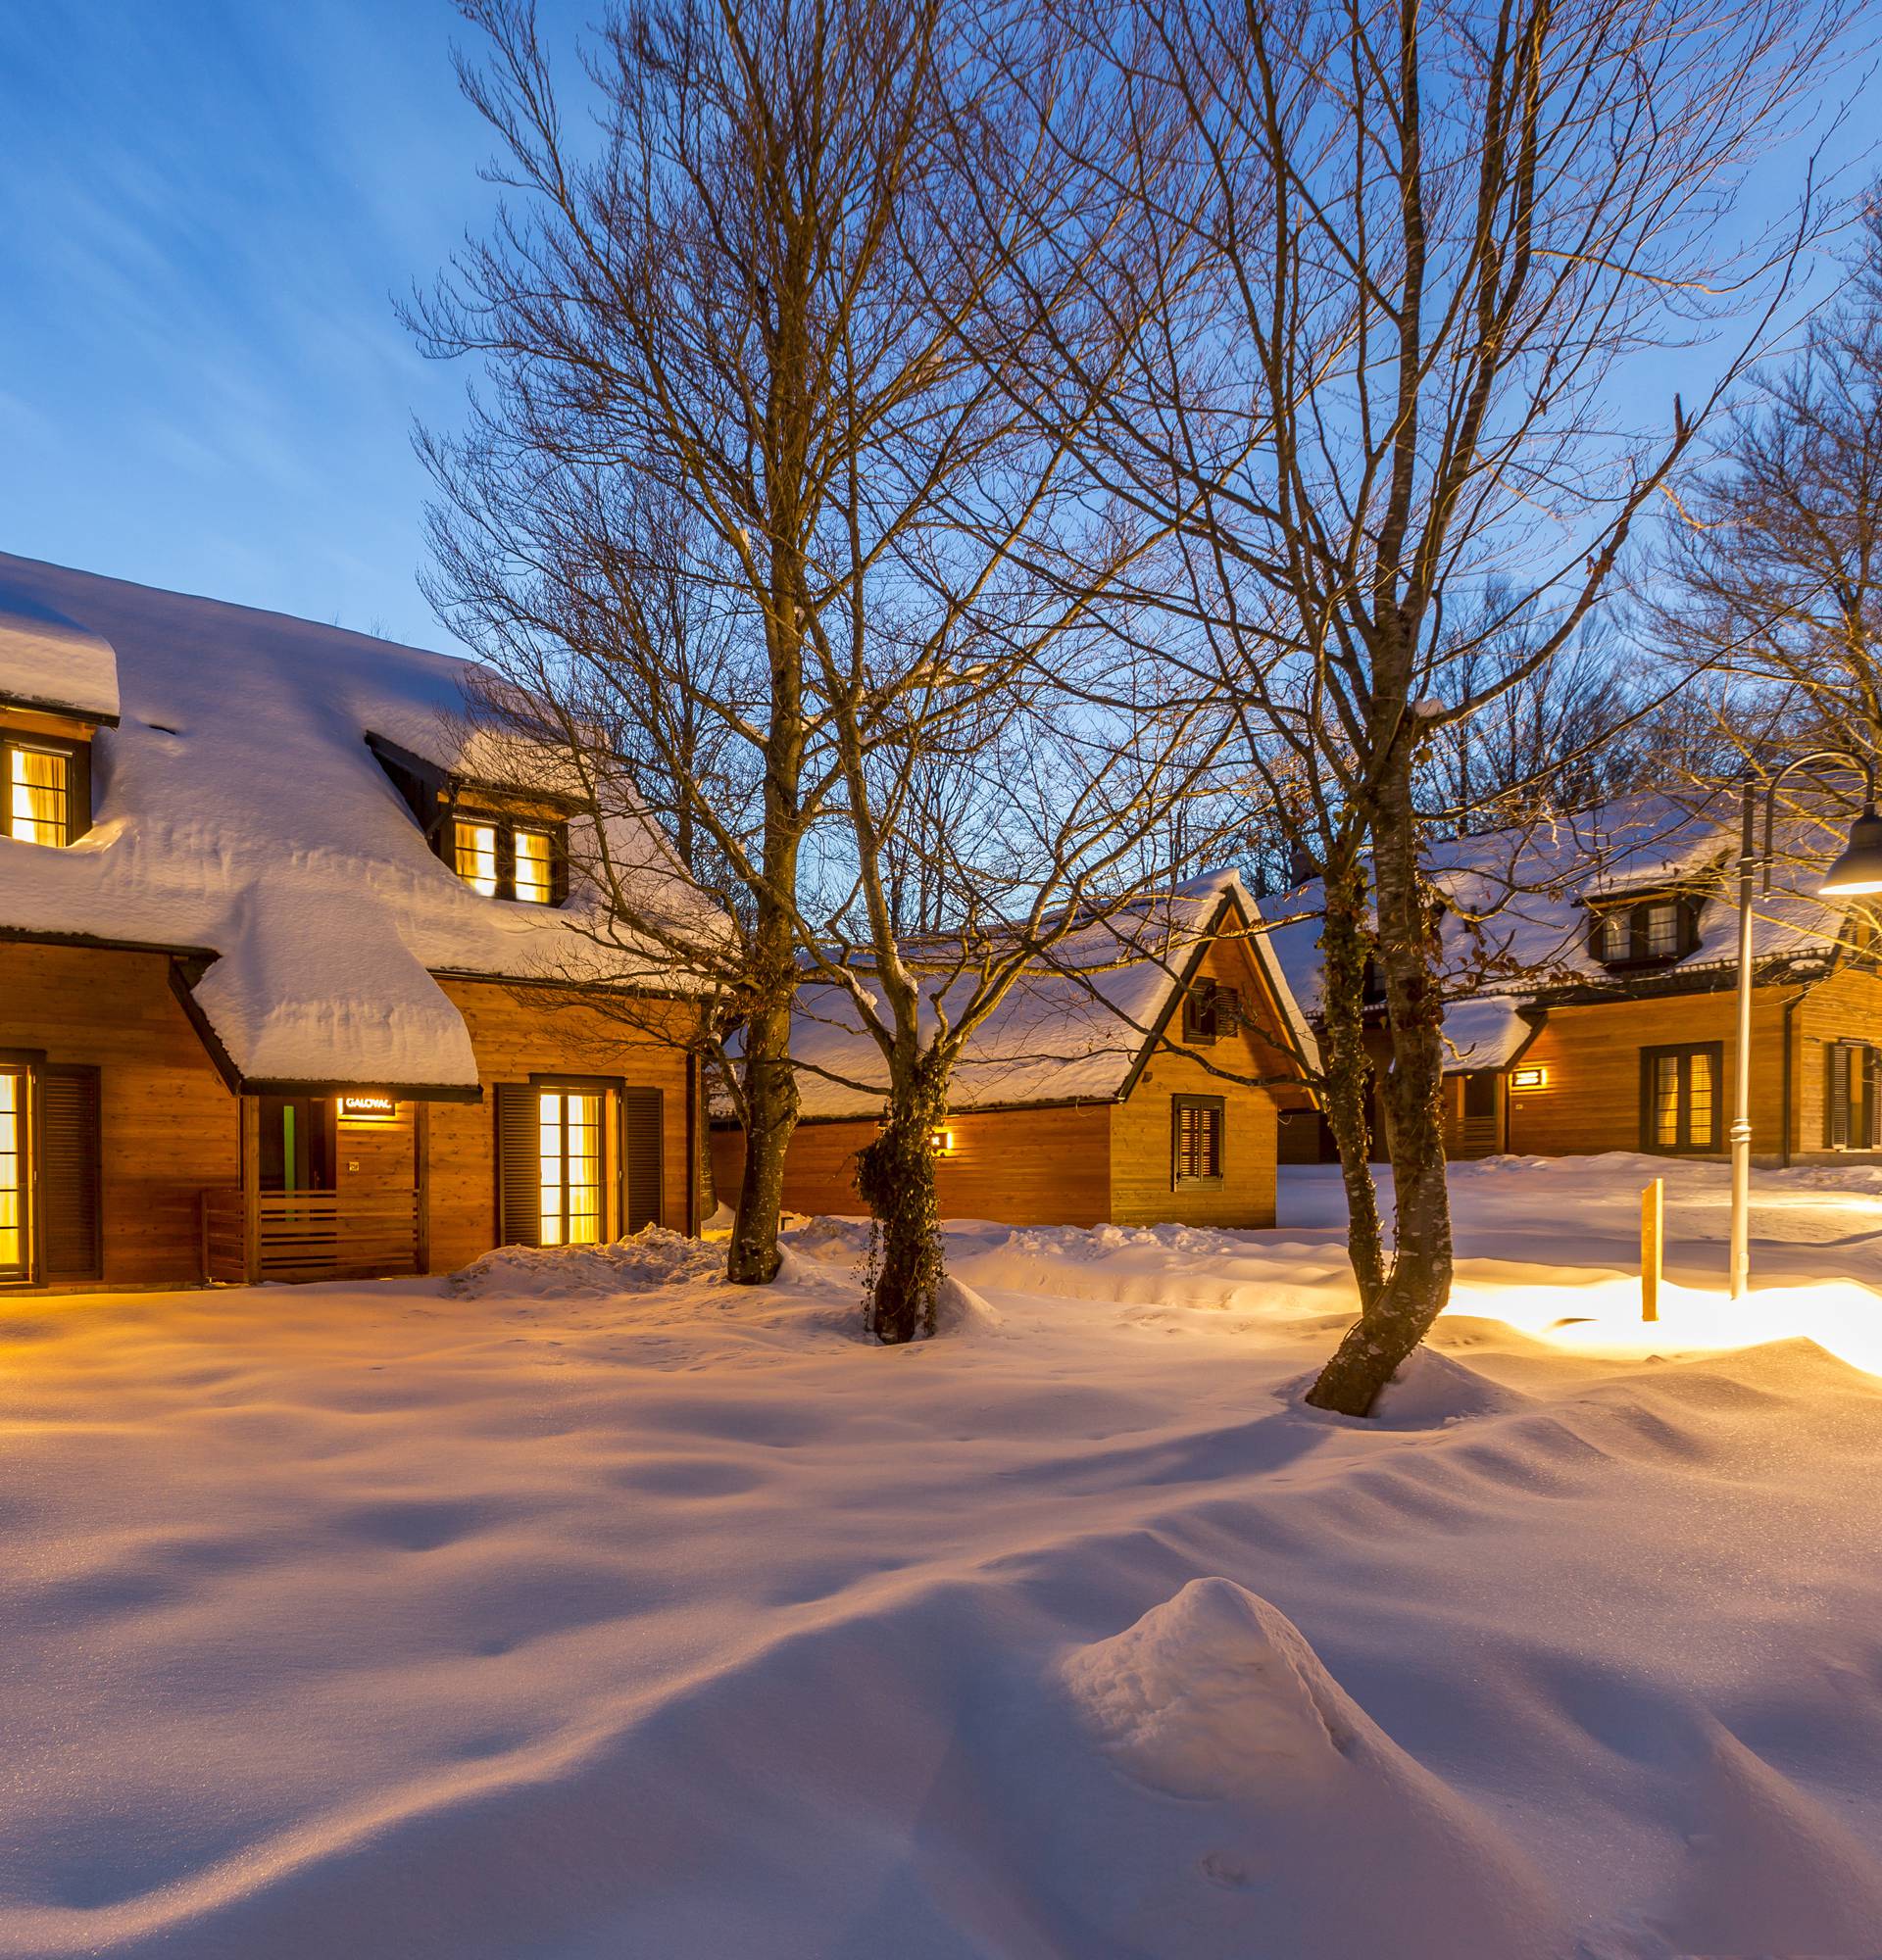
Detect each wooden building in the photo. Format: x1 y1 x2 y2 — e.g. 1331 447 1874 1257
713 873 1317 1229
1 555 707 1293
1268 795 1882 1168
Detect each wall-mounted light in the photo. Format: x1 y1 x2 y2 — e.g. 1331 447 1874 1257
1510 1067 1547 1090
338 1093 398 1121
931 1128 957 1157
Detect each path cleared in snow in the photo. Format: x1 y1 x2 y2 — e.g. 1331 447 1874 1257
1 1155 1880 1958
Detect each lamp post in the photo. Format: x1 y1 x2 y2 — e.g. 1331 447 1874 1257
1728 753 1882 1298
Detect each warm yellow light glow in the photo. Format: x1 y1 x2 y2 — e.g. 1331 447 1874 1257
514 828 553 904
1511 1067 1547 1089
539 1091 602 1246
9 746 68 847
0 1071 24 1272
1444 1272 1882 1379
931 1128 956 1156
338 1094 397 1120
455 820 500 896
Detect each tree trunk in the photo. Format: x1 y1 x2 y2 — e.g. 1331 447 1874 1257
1307 753 1454 1416
727 982 799 1285
855 1052 948 1345
1315 842 1388 1311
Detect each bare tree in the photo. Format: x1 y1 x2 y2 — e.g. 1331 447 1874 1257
412 0 1073 1285
1025 0 1851 1411
1650 194 1882 773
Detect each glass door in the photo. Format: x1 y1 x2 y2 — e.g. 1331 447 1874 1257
538 1091 604 1245
0 1067 27 1279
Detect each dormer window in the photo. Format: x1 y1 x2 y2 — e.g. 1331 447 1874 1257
1589 894 1702 968
450 812 566 904
0 731 89 848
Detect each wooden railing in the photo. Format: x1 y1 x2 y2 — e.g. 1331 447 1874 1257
200 1190 421 1283
1456 1115 1502 1159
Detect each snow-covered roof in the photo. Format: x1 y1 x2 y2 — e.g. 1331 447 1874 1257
754 869 1315 1120
1440 997 1538 1074
0 586 120 723
0 554 718 1095
1269 790 1870 1058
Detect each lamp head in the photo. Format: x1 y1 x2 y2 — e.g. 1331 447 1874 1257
1819 804 1882 896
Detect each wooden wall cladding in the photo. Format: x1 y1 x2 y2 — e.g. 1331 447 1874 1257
0 943 237 1288
1507 986 1794 1159
715 1102 1116 1227
428 978 695 1273
1790 965 1882 1161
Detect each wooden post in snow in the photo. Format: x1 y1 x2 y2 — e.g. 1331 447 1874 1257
1642 1178 1662 1322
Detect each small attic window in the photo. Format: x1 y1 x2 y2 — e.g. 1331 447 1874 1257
451 813 566 905
1182 982 1241 1044
1 734 89 848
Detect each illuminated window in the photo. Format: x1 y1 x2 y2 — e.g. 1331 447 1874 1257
1643 903 1679 957
6 745 70 847
513 829 553 904
455 819 500 896
539 1091 603 1246
1595 911 1628 961
450 815 563 902
1643 1044 1721 1153
1171 1095 1225 1185
0 1069 25 1276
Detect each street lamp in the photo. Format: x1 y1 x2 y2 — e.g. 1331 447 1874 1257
1729 751 1881 1298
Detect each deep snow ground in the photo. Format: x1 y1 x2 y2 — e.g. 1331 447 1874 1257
3 1156 1882 1958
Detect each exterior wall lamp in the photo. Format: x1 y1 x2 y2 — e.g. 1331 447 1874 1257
1729 750 1880 1298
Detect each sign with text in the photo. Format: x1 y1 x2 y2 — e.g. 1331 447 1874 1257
338 1094 398 1121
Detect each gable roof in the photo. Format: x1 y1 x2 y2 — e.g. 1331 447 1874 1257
0 554 718 1096
1267 789 1869 1069
749 869 1315 1121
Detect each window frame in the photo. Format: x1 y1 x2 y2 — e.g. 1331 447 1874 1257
1170 1093 1227 1189
1639 1042 1724 1154
0 732 89 848
446 808 569 906
0 1055 33 1283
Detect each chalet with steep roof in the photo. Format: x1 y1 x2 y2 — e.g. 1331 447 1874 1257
1267 795 1882 1165
1 553 713 1291
712 872 1318 1228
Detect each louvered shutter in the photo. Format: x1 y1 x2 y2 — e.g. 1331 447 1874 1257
1827 1044 1854 1149
495 1083 542 1247
623 1087 664 1232
40 1065 101 1280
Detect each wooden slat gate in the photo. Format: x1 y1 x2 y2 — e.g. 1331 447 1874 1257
201 1190 421 1283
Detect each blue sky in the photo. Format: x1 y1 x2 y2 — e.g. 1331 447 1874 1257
0 5 1870 659
0 1 496 651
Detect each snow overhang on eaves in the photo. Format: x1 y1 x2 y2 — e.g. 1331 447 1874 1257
171 895 486 1101
0 587 121 724
1440 996 1539 1074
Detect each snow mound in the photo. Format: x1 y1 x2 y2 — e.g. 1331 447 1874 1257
1369 1346 1535 1427
1663 1718 1882 1955
1061 1580 1565 1958
932 1274 1003 1338
1063 1576 1358 1800
450 1227 722 1298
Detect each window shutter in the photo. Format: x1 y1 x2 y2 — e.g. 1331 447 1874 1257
1865 1048 1882 1150
40 1065 101 1280
623 1087 664 1232
1827 1044 1853 1149
495 1083 542 1247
